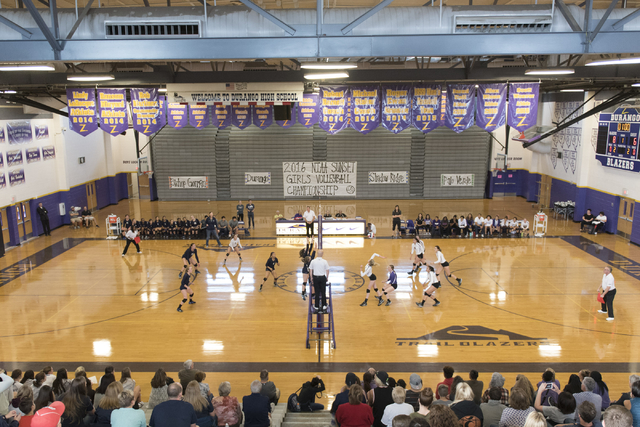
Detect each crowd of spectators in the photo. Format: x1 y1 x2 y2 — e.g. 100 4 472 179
412 214 530 238
117 213 245 241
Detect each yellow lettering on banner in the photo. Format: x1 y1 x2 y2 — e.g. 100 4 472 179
282 120 289 126
305 119 311 126
487 115 495 127
80 124 86 132
197 120 202 127
392 123 399 131
323 91 344 98
72 91 89 100
517 116 527 127
455 117 464 127
261 120 266 127
360 123 368 132
111 125 117 133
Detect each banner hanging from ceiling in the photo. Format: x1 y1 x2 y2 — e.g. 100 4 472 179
212 105 231 129
253 105 273 130
412 85 442 134
381 85 412 134
476 83 506 132
168 103 188 129
508 82 540 132
189 104 210 129
166 82 303 105
445 84 475 133
319 87 350 135
130 89 165 135
97 88 128 135
232 106 252 129
298 94 319 128
276 104 296 128
350 86 380 135
67 89 98 137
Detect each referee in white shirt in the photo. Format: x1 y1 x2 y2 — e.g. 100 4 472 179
303 206 316 238
597 266 616 320
309 250 330 312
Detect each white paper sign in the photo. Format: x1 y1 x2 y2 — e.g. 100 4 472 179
441 174 475 186
283 161 357 197
166 82 303 105
368 171 408 184
169 176 209 189
245 172 271 185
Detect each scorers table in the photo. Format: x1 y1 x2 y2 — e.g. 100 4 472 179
275 218 367 236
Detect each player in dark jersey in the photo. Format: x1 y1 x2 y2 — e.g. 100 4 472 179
189 215 200 237
170 218 179 238
152 216 162 238
261 252 280 292
177 265 196 312
299 238 316 301
161 216 170 239
179 243 201 278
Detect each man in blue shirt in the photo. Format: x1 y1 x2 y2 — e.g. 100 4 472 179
205 212 221 247
243 380 271 427
331 373 359 420
150 383 197 427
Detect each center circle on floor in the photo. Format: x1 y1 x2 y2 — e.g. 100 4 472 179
275 270 365 294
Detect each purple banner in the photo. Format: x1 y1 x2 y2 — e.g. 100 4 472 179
253 105 273 130
381 85 412 134
212 105 231 129
319 87 350 135
232 106 251 129
67 89 98 137
298 94 319 128
0 173 5 189
0 153 3 168
7 121 33 144
168 103 188 129
35 124 49 140
276 104 296 128
445 84 475 133
97 88 129 136
350 86 380 134
7 149 23 166
0 127 4 143
508 83 540 132
131 88 165 135
8 168 25 187
189 104 210 129
42 145 56 161
412 85 442 134
476 84 506 132
26 147 40 163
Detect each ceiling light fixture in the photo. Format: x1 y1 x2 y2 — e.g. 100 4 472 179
586 57 640 66
67 74 115 82
632 83 640 87
158 88 167 92
524 68 575 75
303 72 349 80
560 89 584 92
0 90 17 94
300 64 357 70
0 64 55 71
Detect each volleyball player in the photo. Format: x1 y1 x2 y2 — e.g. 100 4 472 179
181 217 189 238
152 216 162 238
299 238 316 300
138 218 148 239
177 265 196 312
179 243 201 278
359 253 385 306
433 245 462 286
188 215 200 237
416 265 441 307
379 265 397 306
223 234 242 265
261 252 280 291
408 235 426 275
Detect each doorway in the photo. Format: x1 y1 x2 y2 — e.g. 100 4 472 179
127 173 139 199
16 202 32 241
617 197 634 238
1 208 9 248
86 182 97 210
538 175 552 209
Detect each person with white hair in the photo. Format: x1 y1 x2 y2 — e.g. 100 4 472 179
178 361 200 392
573 378 603 423
450 383 483 425
613 374 640 408
381 387 414 426
243 380 271 427
482 373 509 405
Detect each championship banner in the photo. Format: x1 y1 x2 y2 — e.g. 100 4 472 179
35 124 49 140
508 83 540 131
168 103 188 129
412 85 442 134
445 84 475 133
166 82 303 105
130 88 164 135
276 104 296 128
0 127 4 143
381 85 412 134
42 145 56 161
189 104 210 129
283 161 357 197
7 121 33 144
168 176 209 189
26 147 40 163
97 88 128 135
253 105 273 130
8 168 25 187
245 172 271 185
67 89 98 137
298 94 319 128
350 86 380 134
0 173 5 189
212 105 231 129
232 106 252 129
319 87 350 135
476 84 506 132
6 149 23 166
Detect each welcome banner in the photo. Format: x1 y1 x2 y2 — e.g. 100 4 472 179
212 105 231 129
67 89 98 137
476 83 506 131
350 86 380 135
189 104 210 129
412 85 442 134
298 94 320 128
508 83 540 132
131 88 165 135
253 105 273 130
382 85 412 134
445 84 475 133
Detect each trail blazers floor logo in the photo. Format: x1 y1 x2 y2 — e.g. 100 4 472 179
396 325 547 347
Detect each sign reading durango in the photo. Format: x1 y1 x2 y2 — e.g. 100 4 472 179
283 161 357 197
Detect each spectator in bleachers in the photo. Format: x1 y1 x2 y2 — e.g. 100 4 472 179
575 401 598 427
52 370 71 397
31 373 46 400
369 371 393 427
120 368 142 408
581 209 595 232
259 370 280 406
449 383 483 426
111 390 146 427
410 388 433 423
626 380 640 426
21 371 35 389
435 366 455 400
482 373 509 405
591 372 611 410
481 387 507 427
150 383 197 427
524 412 546 427
243 380 271 427
148 369 170 410
499 388 535 427
17 397 34 425
580 371 592 382
292 211 301 220
94 382 123 426
184 381 214 427
10 371 22 395
535 369 560 407
212 381 242 427
61 377 95 427
362 372 374 402
43 367 55 387
178 360 201 392
458 215 467 237
566 375 584 395
593 212 607 234
392 415 412 427
405 374 423 411
331 373 359 417
431 385 452 406
602 405 633 427
381 387 414 427
466 371 484 405
440 216 450 237
574 378 603 422
514 375 536 406
195 372 212 399
534 385 576 424
610 375 638 408
299 376 325 412
34 386 54 411
8 384 32 416
94 374 116 408
335 384 373 427
448 376 465 401
429 404 460 427
32 401 66 427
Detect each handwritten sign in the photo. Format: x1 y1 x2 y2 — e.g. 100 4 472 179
368 171 408 184
245 172 271 185
441 174 474 187
168 176 209 189
283 161 357 197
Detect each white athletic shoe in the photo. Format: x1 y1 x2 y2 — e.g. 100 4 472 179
121 254 125 257
606 317 614 321
137 251 142 254
597 310 607 313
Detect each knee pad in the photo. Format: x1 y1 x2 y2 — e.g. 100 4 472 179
190 292 195 297
366 289 371 294
181 298 187 303
448 274 452 278
374 288 379 292
424 292 428 296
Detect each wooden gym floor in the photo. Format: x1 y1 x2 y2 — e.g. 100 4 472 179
2 197 640 409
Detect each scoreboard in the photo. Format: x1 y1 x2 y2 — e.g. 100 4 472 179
595 107 640 172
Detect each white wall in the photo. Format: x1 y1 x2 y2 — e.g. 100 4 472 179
59 113 109 188
490 124 532 170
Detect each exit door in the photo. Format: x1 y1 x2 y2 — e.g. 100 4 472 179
86 182 97 210
617 197 635 238
16 202 32 241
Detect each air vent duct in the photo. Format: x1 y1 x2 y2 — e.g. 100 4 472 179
105 21 201 38
454 15 552 33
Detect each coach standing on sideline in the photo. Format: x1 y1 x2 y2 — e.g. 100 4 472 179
598 266 616 321
247 200 255 229
205 212 221 247
36 202 51 236
303 206 316 238
237 200 245 222
309 249 330 313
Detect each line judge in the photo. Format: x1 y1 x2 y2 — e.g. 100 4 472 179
597 266 616 321
303 206 317 238
309 249 330 313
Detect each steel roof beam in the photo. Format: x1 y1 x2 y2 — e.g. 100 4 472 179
612 8 640 29
341 0 396 34
590 0 620 42
555 0 582 32
235 0 296 35
64 0 95 43
0 14 33 39
22 0 62 56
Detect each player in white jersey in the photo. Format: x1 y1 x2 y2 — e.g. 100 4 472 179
223 234 243 265
416 265 441 307
359 253 386 307
408 235 426 275
433 245 462 286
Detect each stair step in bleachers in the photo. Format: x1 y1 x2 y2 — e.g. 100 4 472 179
282 410 333 427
